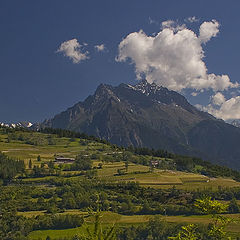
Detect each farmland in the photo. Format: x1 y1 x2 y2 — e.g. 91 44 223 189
1 127 240 239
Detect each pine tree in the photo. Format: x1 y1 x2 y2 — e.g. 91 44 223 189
28 159 32 169
37 155 41 162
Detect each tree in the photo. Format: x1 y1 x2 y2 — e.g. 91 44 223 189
72 154 92 170
48 160 55 175
168 224 198 240
228 198 240 213
125 161 129 172
170 197 234 240
48 160 54 169
0 153 25 181
81 211 115 240
37 155 41 162
117 169 125 175
28 159 32 169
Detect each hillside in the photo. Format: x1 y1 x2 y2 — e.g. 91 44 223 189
40 80 240 169
1 127 240 239
1 127 240 185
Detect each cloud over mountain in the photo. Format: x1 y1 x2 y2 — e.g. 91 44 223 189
57 39 89 63
116 20 238 92
199 93 240 120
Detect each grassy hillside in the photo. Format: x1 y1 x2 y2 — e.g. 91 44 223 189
1 127 240 239
1 127 240 190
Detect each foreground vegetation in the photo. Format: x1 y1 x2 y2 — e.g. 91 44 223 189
1 126 240 239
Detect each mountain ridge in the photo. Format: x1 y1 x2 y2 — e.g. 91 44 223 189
40 80 240 169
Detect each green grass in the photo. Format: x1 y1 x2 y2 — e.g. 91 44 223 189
0 131 110 166
27 212 240 239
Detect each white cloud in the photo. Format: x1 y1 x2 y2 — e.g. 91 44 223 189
57 39 89 63
211 92 225 106
161 20 175 28
199 20 220 43
116 20 238 92
95 44 105 52
161 20 186 31
185 16 199 23
197 93 240 120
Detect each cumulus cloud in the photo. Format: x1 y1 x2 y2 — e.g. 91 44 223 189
95 44 105 52
116 20 238 92
57 39 89 63
199 20 220 43
211 92 225 106
197 93 240 120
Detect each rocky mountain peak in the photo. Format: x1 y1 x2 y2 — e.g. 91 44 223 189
229 119 240 128
132 80 163 95
124 80 193 111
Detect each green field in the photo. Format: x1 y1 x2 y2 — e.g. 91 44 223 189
28 211 240 239
0 131 111 166
96 161 240 190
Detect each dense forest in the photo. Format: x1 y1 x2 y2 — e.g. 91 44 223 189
0 152 24 182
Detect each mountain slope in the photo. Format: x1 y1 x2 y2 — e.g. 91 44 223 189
41 80 240 169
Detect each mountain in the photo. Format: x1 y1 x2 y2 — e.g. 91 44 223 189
0 121 32 128
229 119 240 128
41 80 240 169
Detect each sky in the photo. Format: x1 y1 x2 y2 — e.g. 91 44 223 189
1 0 240 123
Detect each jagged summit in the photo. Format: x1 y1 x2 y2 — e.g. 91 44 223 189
118 80 196 113
229 119 240 128
91 80 194 112
134 79 163 94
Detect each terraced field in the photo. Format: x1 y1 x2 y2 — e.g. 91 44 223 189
95 161 240 190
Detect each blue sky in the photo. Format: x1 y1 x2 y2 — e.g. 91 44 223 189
1 0 240 122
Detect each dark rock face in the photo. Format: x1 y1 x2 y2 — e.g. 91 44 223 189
41 80 240 169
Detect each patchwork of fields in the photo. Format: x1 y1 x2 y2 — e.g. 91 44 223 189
1 129 240 239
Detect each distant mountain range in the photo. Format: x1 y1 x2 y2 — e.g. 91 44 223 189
0 121 32 128
39 80 240 169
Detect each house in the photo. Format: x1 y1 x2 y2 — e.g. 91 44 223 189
54 157 75 164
